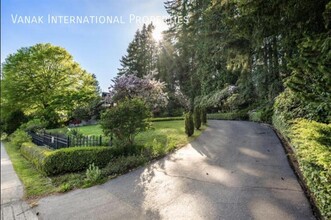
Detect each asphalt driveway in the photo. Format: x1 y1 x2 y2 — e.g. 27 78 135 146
34 120 315 220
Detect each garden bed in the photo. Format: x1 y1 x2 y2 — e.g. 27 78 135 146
5 120 206 199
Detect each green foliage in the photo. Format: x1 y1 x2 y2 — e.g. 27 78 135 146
273 88 317 123
102 155 147 177
201 108 207 125
275 119 331 218
118 23 157 77
20 118 47 133
72 97 103 121
3 142 55 198
9 130 32 149
207 110 249 121
194 107 202 130
150 117 184 122
66 128 84 138
53 173 85 193
3 110 28 134
249 104 273 123
20 144 118 176
1 132 8 141
143 138 168 158
1 43 99 127
72 106 91 121
20 142 50 170
260 105 273 124
184 112 194 137
85 163 102 185
286 34 331 123
59 183 72 193
100 98 151 147
249 111 262 122
195 86 237 109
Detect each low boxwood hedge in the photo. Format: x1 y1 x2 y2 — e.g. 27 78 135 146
207 111 248 120
20 143 51 171
21 143 119 176
150 117 184 122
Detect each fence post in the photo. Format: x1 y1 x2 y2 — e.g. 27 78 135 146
43 131 46 144
99 136 102 146
56 134 58 149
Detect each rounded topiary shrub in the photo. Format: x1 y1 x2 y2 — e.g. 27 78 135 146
185 112 194 137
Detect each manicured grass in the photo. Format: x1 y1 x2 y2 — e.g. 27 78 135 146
49 124 104 136
7 120 206 199
48 120 204 150
136 120 205 150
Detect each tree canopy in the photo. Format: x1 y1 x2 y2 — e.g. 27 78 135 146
155 0 330 122
1 43 99 127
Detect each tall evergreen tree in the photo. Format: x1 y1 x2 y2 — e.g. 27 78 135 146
118 23 158 77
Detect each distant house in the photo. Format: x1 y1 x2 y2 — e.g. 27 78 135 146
101 92 111 107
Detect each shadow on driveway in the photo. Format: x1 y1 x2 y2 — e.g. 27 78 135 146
35 120 315 220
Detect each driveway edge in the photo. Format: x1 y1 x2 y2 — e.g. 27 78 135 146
269 125 322 220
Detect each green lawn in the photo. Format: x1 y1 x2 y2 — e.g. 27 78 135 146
6 120 206 199
49 124 104 136
49 120 204 149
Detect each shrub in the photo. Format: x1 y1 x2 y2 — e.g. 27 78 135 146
59 183 72 193
260 105 273 123
1 132 8 141
249 111 262 122
150 117 184 122
102 155 147 176
201 108 207 125
275 119 331 218
4 110 28 134
100 98 151 147
143 139 166 158
20 143 50 170
249 104 273 124
66 128 83 138
207 110 248 120
185 112 194 137
21 144 119 175
85 163 102 185
9 129 32 149
20 118 47 133
194 107 202 130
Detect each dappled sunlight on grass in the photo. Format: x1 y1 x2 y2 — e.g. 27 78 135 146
49 120 205 151
137 121 205 152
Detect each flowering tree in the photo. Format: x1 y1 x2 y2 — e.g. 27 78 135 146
107 74 168 111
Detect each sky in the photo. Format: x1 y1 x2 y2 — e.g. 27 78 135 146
1 0 169 92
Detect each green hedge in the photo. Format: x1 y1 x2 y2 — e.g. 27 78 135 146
21 143 119 176
150 117 184 122
273 115 331 218
207 111 248 120
20 143 51 171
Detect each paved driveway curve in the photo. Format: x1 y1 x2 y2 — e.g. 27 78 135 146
35 120 315 220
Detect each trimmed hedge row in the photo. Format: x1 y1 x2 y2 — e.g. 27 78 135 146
207 111 248 120
150 117 184 122
273 116 331 218
21 143 119 176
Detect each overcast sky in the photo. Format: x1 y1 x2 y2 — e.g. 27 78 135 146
1 0 168 92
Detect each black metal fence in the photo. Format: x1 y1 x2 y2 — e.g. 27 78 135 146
29 131 103 149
